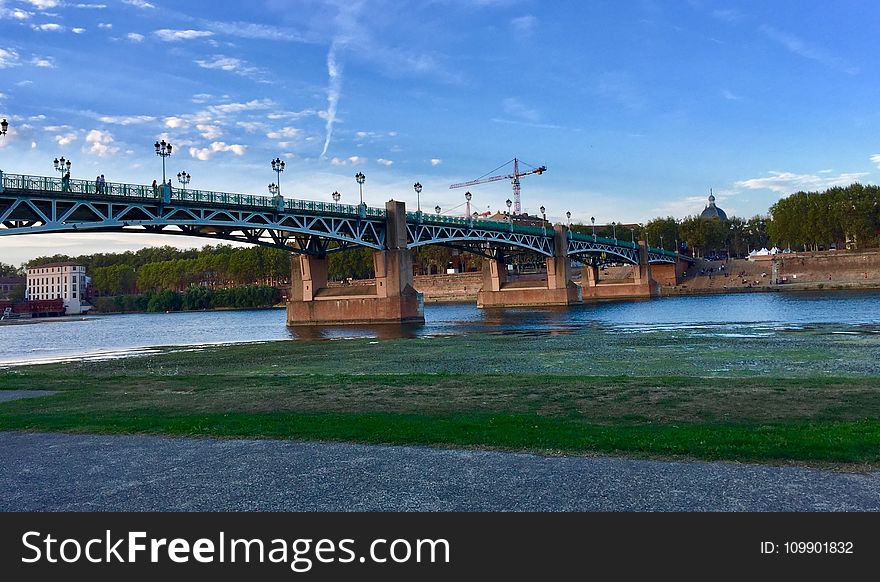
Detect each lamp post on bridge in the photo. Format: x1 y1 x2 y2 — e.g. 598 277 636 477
465 191 472 219
268 183 279 196
53 156 72 192
413 182 422 214
540 205 546 236
591 216 596 241
435 205 441 216
0 119 8 139
355 172 366 207
630 227 635 245
566 211 571 232
660 235 664 250
154 140 172 185
612 221 617 242
176 171 191 192
506 198 513 232
332 190 341 203
271 158 285 196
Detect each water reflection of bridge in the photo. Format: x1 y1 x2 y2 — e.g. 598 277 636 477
1 171 688 325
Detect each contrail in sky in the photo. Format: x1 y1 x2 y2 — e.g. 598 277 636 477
321 39 343 159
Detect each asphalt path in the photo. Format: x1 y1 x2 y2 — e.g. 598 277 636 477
1 432 879 511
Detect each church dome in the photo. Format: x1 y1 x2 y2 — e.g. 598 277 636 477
700 191 728 221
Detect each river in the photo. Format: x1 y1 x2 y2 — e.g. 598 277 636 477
2 290 880 366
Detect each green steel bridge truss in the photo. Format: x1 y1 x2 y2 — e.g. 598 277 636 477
0 171 678 264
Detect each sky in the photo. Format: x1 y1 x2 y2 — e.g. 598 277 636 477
1 0 879 264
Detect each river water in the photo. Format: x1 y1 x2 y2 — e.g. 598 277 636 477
1 290 880 366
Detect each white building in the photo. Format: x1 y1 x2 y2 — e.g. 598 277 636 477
26 262 92 315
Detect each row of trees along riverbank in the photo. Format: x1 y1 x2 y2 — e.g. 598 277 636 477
599 184 880 258
22 244 482 312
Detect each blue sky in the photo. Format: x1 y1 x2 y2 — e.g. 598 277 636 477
1 0 879 263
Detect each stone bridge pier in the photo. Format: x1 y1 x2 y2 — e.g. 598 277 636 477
477 225 582 308
286 200 424 325
580 240 660 299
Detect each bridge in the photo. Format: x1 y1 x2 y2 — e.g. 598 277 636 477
0 170 687 325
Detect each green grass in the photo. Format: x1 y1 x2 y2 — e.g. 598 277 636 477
3 330 880 467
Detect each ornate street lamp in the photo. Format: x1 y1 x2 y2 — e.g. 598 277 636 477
566 211 572 231
268 183 279 195
154 140 172 184
53 156 71 177
355 171 366 207
612 221 617 241
53 156 71 191
540 205 546 235
332 190 341 203
435 205 441 215
506 198 513 231
660 235 664 250
0 119 8 138
271 158 285 196
591 216 596 240
413 182 422 212
176 171 191 191
465 191 473 219
630 227 635 245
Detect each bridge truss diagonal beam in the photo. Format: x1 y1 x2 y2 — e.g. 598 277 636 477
406 222 554 256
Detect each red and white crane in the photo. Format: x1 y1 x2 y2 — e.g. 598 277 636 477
449 158 546 215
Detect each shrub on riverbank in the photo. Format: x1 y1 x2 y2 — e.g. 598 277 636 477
92 285 282 313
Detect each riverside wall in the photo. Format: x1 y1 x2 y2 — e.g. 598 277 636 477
324 250 880 304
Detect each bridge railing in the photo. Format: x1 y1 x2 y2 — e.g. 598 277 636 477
0 172 388 219
568 230 640 249
406 211 549 236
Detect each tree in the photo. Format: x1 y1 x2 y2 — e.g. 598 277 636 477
644 217 679 250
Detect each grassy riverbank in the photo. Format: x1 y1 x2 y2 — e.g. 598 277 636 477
2 330 880 467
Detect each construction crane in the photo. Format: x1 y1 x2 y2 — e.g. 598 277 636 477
449 158 546 215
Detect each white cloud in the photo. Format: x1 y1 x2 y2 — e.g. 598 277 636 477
71 27 86 34
30 56 55 68
377 158 393 166
510 15 537 35
196 124 222 139
31 23 63 32
126 32 145 42
98 114 154 125
759 24 858 75
53 131 78 146
164 116 187 129
194 55 263 80
431 159 443 167
84 129 119 157
25 0 58 9
328 156 367 166
736 171 868 195
154 29 213 42
188 141 247 161
266 127 300 140
98 22 112 29
870 155 880 169
721 88 740 101
10 8 33 19
73 3 107 8
502 96 540 122
122 0 155 8
207 99 273 115
0 48 20 69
